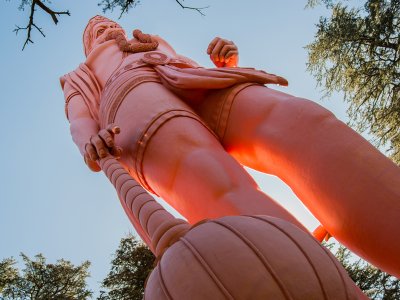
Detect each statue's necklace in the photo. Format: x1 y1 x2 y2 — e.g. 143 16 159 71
105 29 159 53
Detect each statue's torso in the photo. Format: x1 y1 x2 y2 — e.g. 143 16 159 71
85 41 123 89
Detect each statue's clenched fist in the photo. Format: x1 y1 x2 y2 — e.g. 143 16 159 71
84 124 122 172
207 37 239 68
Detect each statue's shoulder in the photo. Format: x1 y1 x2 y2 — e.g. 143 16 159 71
59 63 95 89
59 62 101 122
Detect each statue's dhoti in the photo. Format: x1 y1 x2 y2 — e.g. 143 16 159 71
99 51 285 193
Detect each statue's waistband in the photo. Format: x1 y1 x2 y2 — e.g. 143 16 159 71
99 50 289 128
103 51 194 91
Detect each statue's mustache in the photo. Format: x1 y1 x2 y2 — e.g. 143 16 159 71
96 27 126 44
105 27 125 36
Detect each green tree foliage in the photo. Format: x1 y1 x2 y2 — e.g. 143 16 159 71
306 0 400 164
98 235 155 300
98 0 141 18
328 243 400 299
0 259 18 295
0 254 91 300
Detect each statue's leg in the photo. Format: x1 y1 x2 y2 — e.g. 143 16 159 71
143 117 306 227
114 82 304 229
220 84 400 276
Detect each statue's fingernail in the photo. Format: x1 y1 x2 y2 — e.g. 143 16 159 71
113 126 121 134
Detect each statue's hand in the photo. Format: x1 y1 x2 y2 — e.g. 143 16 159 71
83 124 122 172
207 37 239 68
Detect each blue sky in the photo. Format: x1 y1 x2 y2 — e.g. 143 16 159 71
0 0 349 295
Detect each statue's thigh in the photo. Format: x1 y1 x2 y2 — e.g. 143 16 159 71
141 115 305 228
141 116 259 219
113 82 210 191
221 85 335 170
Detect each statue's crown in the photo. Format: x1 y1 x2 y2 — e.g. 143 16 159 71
87 15 112 27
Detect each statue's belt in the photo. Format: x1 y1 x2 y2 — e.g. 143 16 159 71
104 51 192 90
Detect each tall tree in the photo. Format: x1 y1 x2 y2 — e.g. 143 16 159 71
0 259 18 295
0 254 91 300
327 243 400 299
98 235 155 300
306 0 400 164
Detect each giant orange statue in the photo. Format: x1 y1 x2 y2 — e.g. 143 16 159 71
61 15 400 278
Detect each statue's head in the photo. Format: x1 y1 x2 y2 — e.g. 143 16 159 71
83 15 125 56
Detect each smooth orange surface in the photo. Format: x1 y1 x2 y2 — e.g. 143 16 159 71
63 16 400 278
146 215 364 299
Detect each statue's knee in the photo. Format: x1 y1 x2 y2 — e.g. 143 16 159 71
267 97 336 129
253 97 337 148
291 97 336 121
176 148 240 196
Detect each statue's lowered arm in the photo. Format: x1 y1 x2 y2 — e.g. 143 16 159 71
64 81 121 172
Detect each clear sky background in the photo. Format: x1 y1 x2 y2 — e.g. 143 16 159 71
0 0 350 295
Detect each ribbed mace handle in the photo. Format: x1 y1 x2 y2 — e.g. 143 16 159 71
99 156 190 256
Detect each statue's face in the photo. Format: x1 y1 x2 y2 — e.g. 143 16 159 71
83 17 124 56
92 22 120 40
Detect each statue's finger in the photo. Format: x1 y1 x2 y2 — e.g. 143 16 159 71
85 143 99 161
84 153 101 172
90 135 108 158
276 76 289 87
106 123 120 135
110 146 123 159
210 57 225 68
207 37 220 55
211 38 225 62
112 126 120 134
98 129 114 148
220 44 236 62
224 49 238 59
84 152 90 164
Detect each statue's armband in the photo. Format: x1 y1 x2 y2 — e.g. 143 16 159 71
62 81 92 122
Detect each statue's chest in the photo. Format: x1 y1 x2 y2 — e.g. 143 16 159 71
86 43 125 89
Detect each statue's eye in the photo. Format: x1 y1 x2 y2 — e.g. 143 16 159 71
96 28 105 38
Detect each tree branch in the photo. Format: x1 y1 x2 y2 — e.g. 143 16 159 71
34 0 70 25
14 0 37 50
175 0 208 16
14 0 70 50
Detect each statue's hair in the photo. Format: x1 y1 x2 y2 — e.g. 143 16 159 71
83 15 123 57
